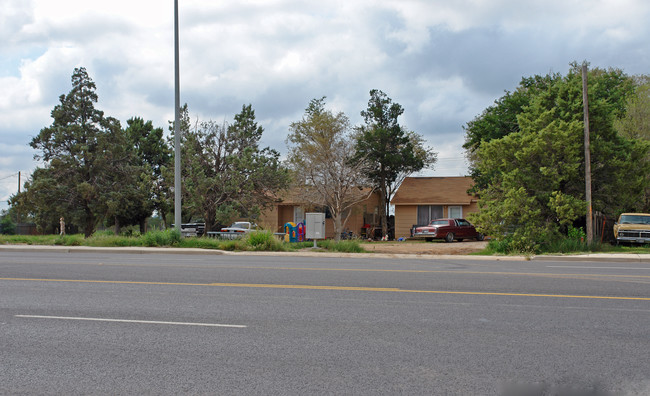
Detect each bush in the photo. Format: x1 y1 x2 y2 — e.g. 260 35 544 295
142 229 181 247
243 230 287 251
0 217 16 235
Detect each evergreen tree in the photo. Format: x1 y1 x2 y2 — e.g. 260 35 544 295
354 90 436 238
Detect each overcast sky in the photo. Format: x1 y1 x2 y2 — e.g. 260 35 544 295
2 0 649 212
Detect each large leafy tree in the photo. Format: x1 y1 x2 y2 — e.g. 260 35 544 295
468 64 650 251
615 76 650 140
179 104 290 233
614 75 650 210
15 68 137 237
463 73 561 191
287 97 373 241
123 117 173 231
354 89 437 238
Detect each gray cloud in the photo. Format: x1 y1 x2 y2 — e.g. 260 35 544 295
2 0 649 211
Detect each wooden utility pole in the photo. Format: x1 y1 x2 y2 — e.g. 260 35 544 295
582 63 593 243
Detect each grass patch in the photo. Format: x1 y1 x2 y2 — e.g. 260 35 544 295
316 239 366 253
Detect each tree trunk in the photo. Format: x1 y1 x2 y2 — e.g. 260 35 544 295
139 218 146 235
84 207 95 238
333 213 342 242
115 216 121 235
204 217 213 237
160 209 168 229
380 185 388 239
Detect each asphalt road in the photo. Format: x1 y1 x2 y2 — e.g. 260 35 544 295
1 250 649 395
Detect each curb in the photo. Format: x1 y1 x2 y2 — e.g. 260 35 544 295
0 245 224 256
1 244 649 262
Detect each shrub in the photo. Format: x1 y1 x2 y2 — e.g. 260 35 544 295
142 229 181 247
244 230 286 251
0 217 16 235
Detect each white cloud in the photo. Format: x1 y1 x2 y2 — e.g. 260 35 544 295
1 0 650 211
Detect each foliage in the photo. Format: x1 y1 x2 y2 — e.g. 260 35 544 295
567 225 586 241
141 229 181 247
242 230 287 251
614 75 650 210
121 117 173 232
12 68 145 237
353 89 437 237
176 104 290 234
464 74 561 191
0 215 16 235
316 239 365 253
286 97 374 241
615 76 650 140
467 64 650 252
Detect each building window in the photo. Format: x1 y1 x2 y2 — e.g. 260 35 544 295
448 206 462 218
293 207 304 223
417 205 443 225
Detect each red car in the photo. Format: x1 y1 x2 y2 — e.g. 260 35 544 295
412 218 484 242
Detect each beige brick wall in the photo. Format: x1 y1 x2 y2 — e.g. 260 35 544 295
394 202 480 239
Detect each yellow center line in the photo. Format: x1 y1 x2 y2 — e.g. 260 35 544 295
174 265 650 279
2 277 649 301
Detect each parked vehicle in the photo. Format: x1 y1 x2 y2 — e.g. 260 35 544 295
613 213 650 245
208 221 257 239
176 222 205 237
412 218 484 242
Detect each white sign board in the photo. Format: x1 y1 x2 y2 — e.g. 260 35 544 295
305 212 326 239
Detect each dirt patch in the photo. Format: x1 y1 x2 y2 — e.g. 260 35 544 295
360 240 488 255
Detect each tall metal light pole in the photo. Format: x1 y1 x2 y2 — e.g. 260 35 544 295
174 0 182 233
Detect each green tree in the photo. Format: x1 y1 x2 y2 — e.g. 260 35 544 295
15 67 137 237
179 104 290 233
463 73 561 191
615 76 650 140
469 65 650 251
0 210 16 235
354 89 436 238
123 117 173 231
287 97 373 241
614 75 650 210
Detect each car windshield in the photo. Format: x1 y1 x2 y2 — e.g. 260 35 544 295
429 220 449 226
619 215 650 225
230 222 250 228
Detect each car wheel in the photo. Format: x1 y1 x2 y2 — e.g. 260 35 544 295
476 233 485 241
445 233 454 243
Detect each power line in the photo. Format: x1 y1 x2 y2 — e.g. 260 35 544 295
0 172 19 181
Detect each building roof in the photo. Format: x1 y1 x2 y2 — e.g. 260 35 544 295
391 176 476 205
272 185 377 206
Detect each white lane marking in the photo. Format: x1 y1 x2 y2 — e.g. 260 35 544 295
546 266 650 270
15 315 246 328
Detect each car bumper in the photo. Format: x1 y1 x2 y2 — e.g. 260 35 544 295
412 232 438 239
616 236 650 244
